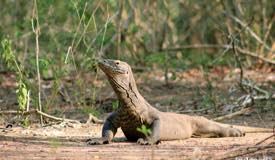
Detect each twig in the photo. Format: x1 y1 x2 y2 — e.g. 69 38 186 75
0 135 87 144
210 144 275 160
242 81 269 96
26 90 30 112
35 109 80 124
260 14 275 55
65 2 88 64
0 109 80 124
32 0 43 125
254 94 275 100
86 113 104 124
163 44 231 50
116 0 123 58
178 107 211 114
225 12 271 51
163 44 275 65
0 110 37 115
231 36 245 91
255 131 275 146
212 107 252 122
237 47 275 65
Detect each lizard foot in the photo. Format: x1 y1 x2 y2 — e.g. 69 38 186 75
223 127 245 137
137 138 160 145
86 138 110 145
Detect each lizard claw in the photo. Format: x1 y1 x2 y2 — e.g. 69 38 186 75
228 128 245 137
137 138 149 145
86 138 109 145
137 138 160 145
222 128 245 137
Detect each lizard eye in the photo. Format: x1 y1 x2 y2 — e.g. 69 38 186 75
115 62 119 65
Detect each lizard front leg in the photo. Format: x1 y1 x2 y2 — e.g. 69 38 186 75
87 112 119 145
137 119 161 145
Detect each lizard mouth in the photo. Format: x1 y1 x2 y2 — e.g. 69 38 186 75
98 59 127 74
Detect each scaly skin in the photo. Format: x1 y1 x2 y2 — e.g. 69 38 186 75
86 59 244 145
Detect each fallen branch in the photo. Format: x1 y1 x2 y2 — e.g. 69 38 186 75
0 110 37 115
36 109 80 124
0 135 86 146
210 144 275 160
255 131 275 146
212 107 252 122
256 132 275 145
241 80 270 98
236 47 275 65
163 44 275 65
0 109 80 124
86 113 104 124
178 107 211 114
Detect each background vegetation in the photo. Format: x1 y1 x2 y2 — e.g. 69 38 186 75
0 0 274 125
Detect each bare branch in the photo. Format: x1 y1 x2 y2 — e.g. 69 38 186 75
163 44 275 65
212 107 251 122
210 144 275 160
32 0 43 125
225 12 271 51
0 109 81 124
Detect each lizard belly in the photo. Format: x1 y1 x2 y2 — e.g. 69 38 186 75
159 112 193 140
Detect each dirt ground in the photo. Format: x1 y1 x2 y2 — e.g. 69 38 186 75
0 123 274 160
0 68 274 159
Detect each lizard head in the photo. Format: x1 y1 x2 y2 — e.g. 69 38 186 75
98 59 135 90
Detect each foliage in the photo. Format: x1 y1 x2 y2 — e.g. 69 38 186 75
1 39 17 70
137 124 152 137
1 0 273 68
16 81 28 111
1 39 29 112
112 100 119 110
0 0 274 122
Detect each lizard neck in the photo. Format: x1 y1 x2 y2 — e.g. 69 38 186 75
107 74 147 111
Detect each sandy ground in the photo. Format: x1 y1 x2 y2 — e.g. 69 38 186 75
0 124 274 160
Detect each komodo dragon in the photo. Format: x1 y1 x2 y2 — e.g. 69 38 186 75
87 59 245 145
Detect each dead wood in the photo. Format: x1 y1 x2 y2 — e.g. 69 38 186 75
209 143 275 160
0 109 81 124
163 44 275 65
86 113 104 124
255 133 275 146
212 107 252 122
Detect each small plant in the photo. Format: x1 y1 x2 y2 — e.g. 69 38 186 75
1 38 30 125
201 69 218 111
1 39 29 111
21 117 30 128
16 81 28 111
112 100 119 110
137 124 152 137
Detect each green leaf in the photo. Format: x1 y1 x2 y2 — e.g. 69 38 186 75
112 100 119 110
137 125 151 137
1 39 16 70
16 81 28 111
